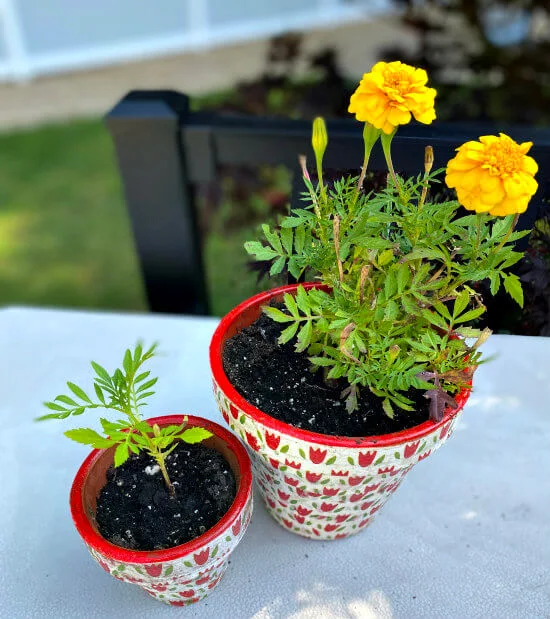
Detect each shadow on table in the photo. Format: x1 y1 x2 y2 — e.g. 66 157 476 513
225 488 397 619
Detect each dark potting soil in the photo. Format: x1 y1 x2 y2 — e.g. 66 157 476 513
223 309 431 437
95 442 236 551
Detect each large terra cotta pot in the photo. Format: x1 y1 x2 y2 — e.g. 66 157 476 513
210 284 470 541
70 415 253 605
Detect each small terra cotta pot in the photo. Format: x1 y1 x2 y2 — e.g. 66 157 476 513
210 284 471 541
70 415 253 605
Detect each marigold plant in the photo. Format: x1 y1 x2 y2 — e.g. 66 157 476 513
38 343 212 495
246 62 537 421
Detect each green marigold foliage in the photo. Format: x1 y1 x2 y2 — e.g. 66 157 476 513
39 343 212 493
246 162 528 421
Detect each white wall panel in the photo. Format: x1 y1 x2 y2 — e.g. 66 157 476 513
209 0 313 26
0 0 392 81
17 0 189 54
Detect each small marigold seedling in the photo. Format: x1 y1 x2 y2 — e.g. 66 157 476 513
38 343 212 495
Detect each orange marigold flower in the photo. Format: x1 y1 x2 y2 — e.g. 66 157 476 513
445 134 538 217
348 61 436 134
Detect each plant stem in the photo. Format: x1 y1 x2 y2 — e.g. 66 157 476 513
127 361 176 494
155 452 175 496
474 214 483 257
316 157 326 205
495 213 520 252
300 155 327 244
333 216 344 283
147 426 176 496
427 264 446 285
355 158 370 206
380 130 400 194
353 124 380 209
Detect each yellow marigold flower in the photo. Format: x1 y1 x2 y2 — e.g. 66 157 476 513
348 61 437 134
445 133 538 217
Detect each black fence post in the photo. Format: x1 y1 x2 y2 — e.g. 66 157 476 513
105 91 208 315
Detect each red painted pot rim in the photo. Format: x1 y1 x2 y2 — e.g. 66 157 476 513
210 283 471 449
70 415 253 564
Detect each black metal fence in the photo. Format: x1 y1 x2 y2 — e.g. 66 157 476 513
106 90 550 315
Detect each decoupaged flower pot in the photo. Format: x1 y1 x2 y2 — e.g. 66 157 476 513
70 415 253 605
210 284 470 541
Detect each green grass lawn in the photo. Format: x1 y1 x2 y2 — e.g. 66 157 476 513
0 118 266 317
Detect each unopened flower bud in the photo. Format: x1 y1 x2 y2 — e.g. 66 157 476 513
299 154 311 182
312 117 328 161
424 145 434 174
153 423 160 437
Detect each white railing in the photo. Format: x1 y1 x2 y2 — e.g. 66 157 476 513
0 0 391 82
0 0 30 80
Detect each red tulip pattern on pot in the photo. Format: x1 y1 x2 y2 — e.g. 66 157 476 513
215 380 467 540
87 490 253 605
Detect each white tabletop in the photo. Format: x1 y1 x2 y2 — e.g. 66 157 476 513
0 306 549 619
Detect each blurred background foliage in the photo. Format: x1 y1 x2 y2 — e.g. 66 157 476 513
383 0 550 125
1 0 549 332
